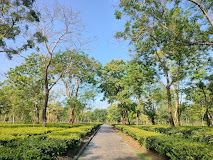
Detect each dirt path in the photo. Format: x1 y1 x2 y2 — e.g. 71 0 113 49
79 124 141 160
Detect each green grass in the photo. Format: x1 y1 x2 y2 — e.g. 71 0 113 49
136 151 151 160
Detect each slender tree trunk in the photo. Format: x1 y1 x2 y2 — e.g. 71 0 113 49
151 117 155 125
136 111 139 125
47 110 50 123
174 84 181 126
21 111 24 122
70 108 75 124
126 111 130 125
136 100 141 125
121 103 126 125
4 115 6 123
12 112 15 124
74 116 77 123
146 116 148 125
69 85 79 125
42 65 50 127
81 109 84 122
36 104 40 124
156 51 175 127
42 88 49 127
166 84 175 127
35 103 40 124
201 87 213 126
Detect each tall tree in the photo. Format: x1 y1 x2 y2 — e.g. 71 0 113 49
61 51 101 124
125 60 156 125
100 59 132 124
115 0 211 126
107 104 121 123
22 1 89 127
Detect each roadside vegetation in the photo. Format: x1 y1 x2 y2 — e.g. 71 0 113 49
0 0 212 159
113 124 213 159
0 123 101 159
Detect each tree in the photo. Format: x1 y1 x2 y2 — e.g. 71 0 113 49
115 0 211 126
107 104 121 123
7 53 44 123
22 1 89 127
90 109 107 122
194 78 213 126
61 51 101 124
100 59 132 124
125 60 156 125
0 0 39 58
0 53 45 123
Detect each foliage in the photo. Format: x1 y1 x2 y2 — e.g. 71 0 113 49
0 123 101 159
90 109 107 122
114 124 213 160
133 125 213 145
115 0 212 126
107 104 121 123
0 0 39 58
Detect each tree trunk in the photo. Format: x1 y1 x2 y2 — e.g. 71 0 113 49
136 111 139 125
126 111 130 125
42 66 50 127
21 111 24 122
202 87 213 127
47 110 50 123
35 102 40 124
146 116 148 125
70 108 75 124
166 85 175 127
121 103 126 125
174 84 181 126
151 117 155 125
69 85 79 125
4 115 6 123
42 89 49 127
12 112 15 124
81 109 84 122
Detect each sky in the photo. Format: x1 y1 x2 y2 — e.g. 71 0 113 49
67 0 131 64
0 0 131 109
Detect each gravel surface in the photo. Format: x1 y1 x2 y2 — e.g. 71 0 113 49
79 124 141 160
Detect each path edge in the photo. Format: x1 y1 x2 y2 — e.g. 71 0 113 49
73 124 102 160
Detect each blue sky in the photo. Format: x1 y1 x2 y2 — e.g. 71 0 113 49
0 0 131 109
69 0 131 64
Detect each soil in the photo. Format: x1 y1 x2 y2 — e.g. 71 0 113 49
114 129 170 160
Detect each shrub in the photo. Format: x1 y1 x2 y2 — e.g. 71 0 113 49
133 125 213 145
114 125 213 160
0 123 101 159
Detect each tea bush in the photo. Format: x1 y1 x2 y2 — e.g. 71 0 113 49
114 125 213 160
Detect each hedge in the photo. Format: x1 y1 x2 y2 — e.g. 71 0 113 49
0 123 101 160
114 125 213 160
133 125 213 145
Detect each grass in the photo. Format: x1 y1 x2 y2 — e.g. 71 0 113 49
136 151 152 160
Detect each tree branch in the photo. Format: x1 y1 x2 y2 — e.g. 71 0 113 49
188 0 213 28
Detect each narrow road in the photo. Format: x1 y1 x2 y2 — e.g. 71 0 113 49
79 124 141 160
